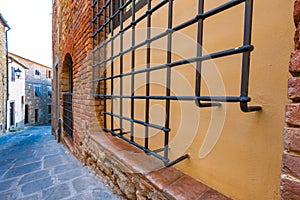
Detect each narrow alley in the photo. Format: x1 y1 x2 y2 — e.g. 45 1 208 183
0 125 121 200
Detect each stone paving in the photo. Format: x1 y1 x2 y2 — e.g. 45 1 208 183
0 125 121 200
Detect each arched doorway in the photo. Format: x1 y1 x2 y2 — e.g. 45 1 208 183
61 53 73 139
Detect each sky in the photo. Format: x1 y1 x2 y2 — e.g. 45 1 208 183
0 0 52 67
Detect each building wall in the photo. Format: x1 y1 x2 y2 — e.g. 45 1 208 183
281 0 300 199
9 53 52 126
0 19 7 133
52 1 294 199
6 59 26 131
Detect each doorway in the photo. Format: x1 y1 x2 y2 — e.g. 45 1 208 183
25 105 29 124
9 102 15 127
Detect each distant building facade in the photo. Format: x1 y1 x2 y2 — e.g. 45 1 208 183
7 55 28 131
9 53 52 126
0 14 9 133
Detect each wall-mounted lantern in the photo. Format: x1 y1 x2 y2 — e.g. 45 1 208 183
14 68 22 79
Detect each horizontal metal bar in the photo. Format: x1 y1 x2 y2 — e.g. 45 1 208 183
104 112 170 131
63 121 73 133
94 94 250 102
165 154 189 167
104 128 168 162
93 45 253 81
63 107 73 113
62 100 73 105
63 114 73 123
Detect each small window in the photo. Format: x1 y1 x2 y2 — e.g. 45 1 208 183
47 87 52 98
34 86 41 97
48 105 51 114
46 70 52 79
35 69 40 76
11 67 15 82
35 109 39 123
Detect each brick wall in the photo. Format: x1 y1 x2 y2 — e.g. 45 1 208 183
281 1 300 199
0 20 7 133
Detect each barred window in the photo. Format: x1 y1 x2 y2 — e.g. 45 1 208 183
92 0 261 167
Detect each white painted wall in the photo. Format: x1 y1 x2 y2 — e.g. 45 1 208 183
6 60 26 131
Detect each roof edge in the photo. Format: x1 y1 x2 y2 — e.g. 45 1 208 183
0 13 10 29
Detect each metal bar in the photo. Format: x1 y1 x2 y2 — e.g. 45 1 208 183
119 0 124 134
131 0 136 142
93 45 253 81
145 0 151 149
96 94 249 102
164 0 173 161
165 154 189 167
110 0 115 132
105 112 170 132
240 0 261 112
103 0 108 129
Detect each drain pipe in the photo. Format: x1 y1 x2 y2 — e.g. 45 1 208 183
5 25 11 132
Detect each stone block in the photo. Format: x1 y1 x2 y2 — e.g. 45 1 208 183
289 50 300 76
42 183 71 200
281 174 300 200
21 177 53 195
283 127 300 152
282 152 300 178
286 103 300 126
295 0 300 26
288 77 300 101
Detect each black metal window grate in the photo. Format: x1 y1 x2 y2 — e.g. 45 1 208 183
63 93 73 139
91 0 261 167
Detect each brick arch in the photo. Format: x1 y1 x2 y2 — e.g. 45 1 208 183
60 53 74 145
61 53 73 93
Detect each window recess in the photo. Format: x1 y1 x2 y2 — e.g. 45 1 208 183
92 0 261 167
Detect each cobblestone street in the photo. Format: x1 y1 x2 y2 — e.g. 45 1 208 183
0 125 121 200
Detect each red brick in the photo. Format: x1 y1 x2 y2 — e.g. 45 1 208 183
146 167 184 191
199 190 230 200
282 152 300 178
289 50 300 76
286 103 300 126
281 175 300 200
164 175 208 200
295 0 300 27
288 77 300 101
283 127 300 152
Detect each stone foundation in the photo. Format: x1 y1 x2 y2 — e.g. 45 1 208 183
65 132 230 200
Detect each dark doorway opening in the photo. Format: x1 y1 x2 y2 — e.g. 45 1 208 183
9 102 15 126
35 109 39 123
25 105 29 124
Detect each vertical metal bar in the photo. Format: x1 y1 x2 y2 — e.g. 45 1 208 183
110 0 114 131
240 0 261 112
103 0 107 129
92 1 95 98
145 0 151 149
164 0 173 161
195 0 220 108
119 0 124 134
195 0 204 106
240 0 252 98
131 0 136 142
